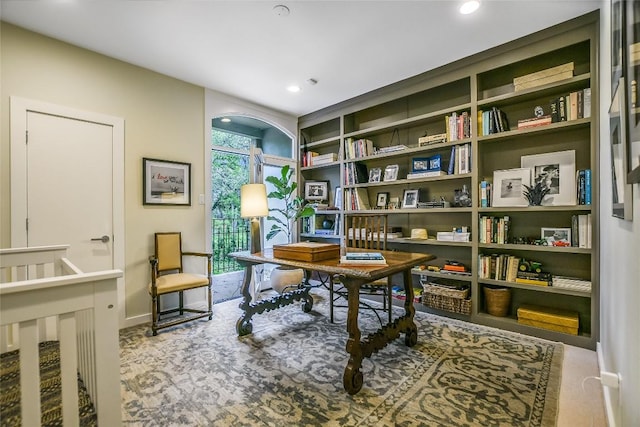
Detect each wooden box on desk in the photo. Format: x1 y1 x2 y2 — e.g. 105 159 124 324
273 242 340 262
517 304 579 335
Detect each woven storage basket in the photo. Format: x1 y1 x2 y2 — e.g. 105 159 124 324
422 283 471 315
483 286 511 317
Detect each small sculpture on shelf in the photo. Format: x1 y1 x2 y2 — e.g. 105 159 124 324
523 182 550 206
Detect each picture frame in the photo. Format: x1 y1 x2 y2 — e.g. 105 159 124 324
334 186 343 209
402 189 419 208
143 158 191 206
376 192 389 208
610 78 633 220
491 168 531 207
388 197 400 210
541 227 572 246
369 167 382 183
521 150 576 206
383 164 399 181
304 181 329 202
412 154 441 172
623 0 640 183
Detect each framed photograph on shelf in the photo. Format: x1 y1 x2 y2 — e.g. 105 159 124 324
143 158 191 206
402 189 419 208
541 227 572 246
383 164 399 182
369 167 382 183
376 192 389 208
412 154 441 172
491 168 530 207
521 150 576 206
304 181 329 202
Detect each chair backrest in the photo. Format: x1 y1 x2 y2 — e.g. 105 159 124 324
345 214 388 250
155 232 183 273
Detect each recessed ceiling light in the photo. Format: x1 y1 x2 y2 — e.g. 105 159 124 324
459 0 480 14
220 117 231 123
287 85 301 93
273 5 290 17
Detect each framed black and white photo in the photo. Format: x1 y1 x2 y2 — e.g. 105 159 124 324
491 168 530 207
383 164 399 182
143 158 191 205
412 154 441 172
376 192 389 208
334 186 343 209
541 227 572 246
402 189 419 208
521 150 576 206
304 181 329 201
369 167 382 183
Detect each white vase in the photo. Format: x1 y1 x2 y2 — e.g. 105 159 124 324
270 266 304 294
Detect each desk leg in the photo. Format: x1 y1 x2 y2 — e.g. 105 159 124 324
342 277 364 395
402 268 418 347
236 265 255 336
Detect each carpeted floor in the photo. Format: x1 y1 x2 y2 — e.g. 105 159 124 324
120 289 563 426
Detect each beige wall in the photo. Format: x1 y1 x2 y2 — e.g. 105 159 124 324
1 22 206 319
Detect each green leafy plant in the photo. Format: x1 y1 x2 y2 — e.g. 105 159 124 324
523 182 551 206
265 165 315 242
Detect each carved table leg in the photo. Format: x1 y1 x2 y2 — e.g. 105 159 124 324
403 268 418 347
236 265 255 336
341 276 365 395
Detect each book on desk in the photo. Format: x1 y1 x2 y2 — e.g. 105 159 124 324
339 252 387 265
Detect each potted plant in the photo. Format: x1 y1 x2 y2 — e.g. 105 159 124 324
264 165 315 293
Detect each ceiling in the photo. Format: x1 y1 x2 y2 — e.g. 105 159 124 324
1 1 601 118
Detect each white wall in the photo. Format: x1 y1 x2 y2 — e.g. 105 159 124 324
598 3 640 426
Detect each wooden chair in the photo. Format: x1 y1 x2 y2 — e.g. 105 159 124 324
329 214 393 325
149 232 213 335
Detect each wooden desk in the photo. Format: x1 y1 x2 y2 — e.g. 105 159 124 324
228 248 434 394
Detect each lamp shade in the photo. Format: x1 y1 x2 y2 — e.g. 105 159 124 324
240 183 269 218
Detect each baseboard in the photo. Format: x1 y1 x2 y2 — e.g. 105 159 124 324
597 341 618 427
122 299 209 330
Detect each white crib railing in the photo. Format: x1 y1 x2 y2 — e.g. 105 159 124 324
0 245 123 427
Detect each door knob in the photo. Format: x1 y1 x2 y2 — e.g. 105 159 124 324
91 235 110 243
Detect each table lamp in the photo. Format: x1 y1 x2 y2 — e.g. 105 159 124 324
240 183 269 254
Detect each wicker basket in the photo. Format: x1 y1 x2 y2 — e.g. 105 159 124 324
422 283 471 315
483 286 512 317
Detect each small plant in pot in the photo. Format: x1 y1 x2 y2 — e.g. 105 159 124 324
523 182 551 206
265 165 315 293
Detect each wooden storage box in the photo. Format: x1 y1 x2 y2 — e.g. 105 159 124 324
517 304 579 335
422 283 471 315
273 242 340 262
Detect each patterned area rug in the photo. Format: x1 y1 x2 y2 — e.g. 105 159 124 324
120 289 563 426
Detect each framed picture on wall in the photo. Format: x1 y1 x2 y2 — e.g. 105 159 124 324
143 158 191 206
624 0 640 183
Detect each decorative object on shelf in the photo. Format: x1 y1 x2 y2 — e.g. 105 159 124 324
402 189 419 208
453 184 472 207
376 192 389 208
322 219 334 230
240 183 269 254
369 167 382 183
409 228 428 240
521 150 576 206
387 197 400 209
412 154 441 172
383 164 399 181
484 287 511 317
142 158 191 206
491 168 531 207
541 228 572 246
304 180 329 202
523 181 551 206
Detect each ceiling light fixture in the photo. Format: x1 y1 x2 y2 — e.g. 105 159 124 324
459 0 480 14
287 85 301 93
273 5 290 17
306 78 318 85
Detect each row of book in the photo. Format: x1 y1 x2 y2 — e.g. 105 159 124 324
478 254 522 282
576 169 591 205
478 215 511 244
343 162 369 185
445 111 472 141
517 88 592 130
571 214 592 249
478 107 509 136
344 188 371 211
447 142 471 175
479 180 492 207
344 138 375 160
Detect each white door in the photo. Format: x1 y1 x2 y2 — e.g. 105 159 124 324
26 112 113 272
11 97 125 323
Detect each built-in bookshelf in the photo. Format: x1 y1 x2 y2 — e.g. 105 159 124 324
297 12 599 349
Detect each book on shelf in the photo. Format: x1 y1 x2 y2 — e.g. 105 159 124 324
418 133 447 145
377 145 407 154
515 277 551 286
513 62 574 91
515 270 552 286
344 138 375 159
310 152 338 166
479 180 491 207
517 115 552 129
552 275 592 292
407 170 447 179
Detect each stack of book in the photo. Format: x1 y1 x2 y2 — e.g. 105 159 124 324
571 213 592 248
552 276 592 293
377 145 408 154
445 111 471 141
339 252 387 265
517 115 552 130
513 62 574 91
418 133 447 146
515 271 552 286
310 152 337 166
